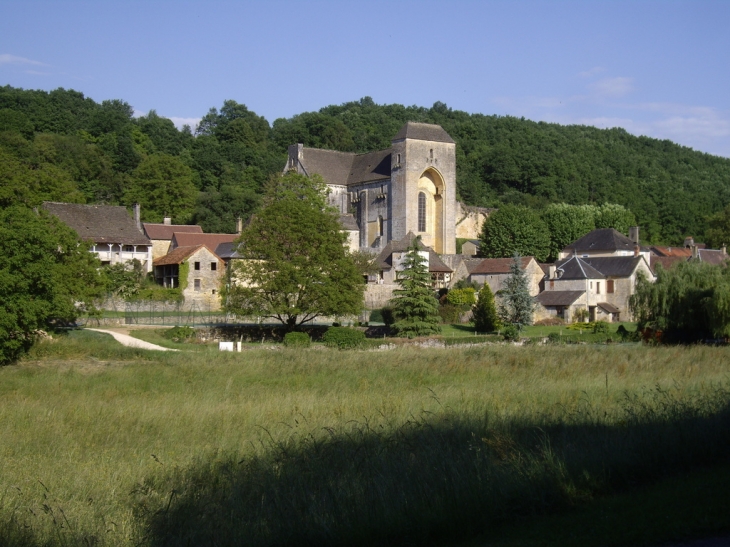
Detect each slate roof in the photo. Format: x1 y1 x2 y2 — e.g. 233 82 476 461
471 257 536 275
554 256 605 280
597 302 621 314
338 214 359 231
143 223 202 240
563 228 636 254
213 242 241 260
392 122 455 144
42 202 150 245
535 291 584 306
580 256 645 277
299 147 392 187
375 232 452 273
348 149 392 184
153 245 221 267
697 249 729 265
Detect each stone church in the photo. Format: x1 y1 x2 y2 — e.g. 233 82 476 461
286 122 462 255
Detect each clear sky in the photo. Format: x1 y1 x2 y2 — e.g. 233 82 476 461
1 0 729 157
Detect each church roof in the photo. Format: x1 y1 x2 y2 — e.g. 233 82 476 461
392 122 455 144
298 148 354 186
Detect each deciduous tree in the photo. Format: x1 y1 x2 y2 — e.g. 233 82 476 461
225 171 363 328
479 205 550 262
0 206 105 364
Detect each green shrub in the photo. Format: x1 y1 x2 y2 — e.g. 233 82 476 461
163 326 195 342
617 324 641 342
501 325 520 342
445 288 476 307
593 321 609 334
438 304 463 324
547 332 563 344
322 327 366 349
283 332 311 348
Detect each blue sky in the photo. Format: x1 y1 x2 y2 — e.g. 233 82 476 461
1 0 729 157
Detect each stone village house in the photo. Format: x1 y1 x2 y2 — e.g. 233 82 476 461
152 244 224 311
43 202 153 272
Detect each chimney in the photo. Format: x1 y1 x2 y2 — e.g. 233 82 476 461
691 244 699 260
163 216 172 226
633 245 640 257
236 217 243 235
548 264 556 280
133 203 141 232
722 245 727 257
629 226 640 245
684 236 695 248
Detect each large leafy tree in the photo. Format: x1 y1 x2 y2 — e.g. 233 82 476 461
497 254 535 330
541 203 596 261
705 204 730 248
390 239 441 337
225 171 363 328
125 154 197 223
479 205 550 262
630 261 730 342
0 206 105 364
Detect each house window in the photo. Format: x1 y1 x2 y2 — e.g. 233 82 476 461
607 280 615 293
397 153 401 164
378 215 384 237
418 192 426 232
194 279 201 292
123 245 134 252
429 149 433 159
194 261 200 271
597 282 601 294
211 262 217 271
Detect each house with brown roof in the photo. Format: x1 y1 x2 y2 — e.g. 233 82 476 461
170 232 240 266
153 245 223 310
43 202 153 272
143 217 203 260
468 257 544 297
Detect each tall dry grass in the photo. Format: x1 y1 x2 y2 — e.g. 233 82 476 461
0 330 729 546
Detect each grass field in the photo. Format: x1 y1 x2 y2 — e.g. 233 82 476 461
1 330 729 546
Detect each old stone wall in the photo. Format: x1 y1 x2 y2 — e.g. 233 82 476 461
364 283 396 309
183 247 224 311
455 202 491 239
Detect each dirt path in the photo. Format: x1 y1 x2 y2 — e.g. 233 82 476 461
86 328 177 352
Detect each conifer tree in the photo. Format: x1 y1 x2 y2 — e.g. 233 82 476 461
497 254 535 330
390 239 441 338
472 282 500 333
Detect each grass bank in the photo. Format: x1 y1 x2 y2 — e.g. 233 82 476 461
0 330 728 546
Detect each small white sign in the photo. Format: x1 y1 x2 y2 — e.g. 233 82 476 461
219 342 234 352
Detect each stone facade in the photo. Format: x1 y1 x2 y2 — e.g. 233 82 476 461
153 245 224 311
287 122 457 255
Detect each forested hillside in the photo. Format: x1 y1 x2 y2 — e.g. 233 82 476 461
2 86 730 244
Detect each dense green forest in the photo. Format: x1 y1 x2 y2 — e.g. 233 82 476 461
2 86 730 244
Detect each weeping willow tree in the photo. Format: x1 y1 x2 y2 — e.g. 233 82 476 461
630 261 730 342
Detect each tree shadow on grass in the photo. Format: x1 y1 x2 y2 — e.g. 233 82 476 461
133 388 730 547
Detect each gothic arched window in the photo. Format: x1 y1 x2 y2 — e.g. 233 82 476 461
418 192 426 232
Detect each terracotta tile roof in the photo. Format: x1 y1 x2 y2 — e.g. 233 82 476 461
651 255 687 271
563 228 636 254
153 245 220 267
143 223 202 240
392 122 455 144
42 202 151 245
471 257 536 275
535 291 584 306
649 246 693 258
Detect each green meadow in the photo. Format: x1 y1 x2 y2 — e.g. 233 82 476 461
1 330 729 546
